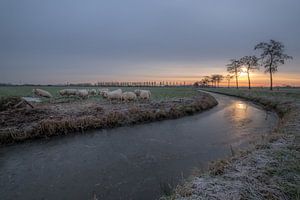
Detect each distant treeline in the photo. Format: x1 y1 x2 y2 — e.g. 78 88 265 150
95 81 188 87
0 81 191 87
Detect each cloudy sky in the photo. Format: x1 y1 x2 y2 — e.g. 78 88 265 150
0 0 299 85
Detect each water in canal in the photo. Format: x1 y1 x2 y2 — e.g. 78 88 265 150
0 92 277 200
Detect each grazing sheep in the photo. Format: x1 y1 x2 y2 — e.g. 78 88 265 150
76 89 89 99
121 92 137 102
101 91 109 98
134 89 142 96
139 90 151 100
99 88 109 97
88 89 97 96
107 89 122 102
134 89 151 100
32 88 53 98
59 89 78 97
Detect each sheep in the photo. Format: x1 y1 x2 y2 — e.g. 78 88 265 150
32 88 53 98
139 90 151 100
107 89 122 102
88 89 97 96
76 89 89 99
101 91 109 98
134 89 142 96
134 89 151 100
99 88 109 98
59 89 78 97
121 92 137 102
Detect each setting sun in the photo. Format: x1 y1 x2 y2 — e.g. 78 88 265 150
239 67 248 77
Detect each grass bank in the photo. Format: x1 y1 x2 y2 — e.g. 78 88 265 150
165 88 300 200
0 91 217 145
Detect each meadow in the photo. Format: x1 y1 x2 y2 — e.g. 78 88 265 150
0 86 217 144
0 86 199 101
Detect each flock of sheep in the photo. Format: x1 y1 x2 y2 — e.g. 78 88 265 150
32 88 151 102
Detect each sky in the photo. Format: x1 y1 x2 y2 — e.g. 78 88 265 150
0 0 299 86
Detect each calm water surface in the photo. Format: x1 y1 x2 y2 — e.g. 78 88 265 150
0 92 277 200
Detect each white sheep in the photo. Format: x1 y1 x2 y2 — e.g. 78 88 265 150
134 89 142 96
32 88 53 98
88 89 97 96
99 88 109 98
107 89 122 102
134 89 151 100
59 89 78 97
76 89 89 99
121 92 137 102
101 91 108 98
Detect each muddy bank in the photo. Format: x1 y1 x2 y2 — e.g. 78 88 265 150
0 92 217 144
168 89 299 200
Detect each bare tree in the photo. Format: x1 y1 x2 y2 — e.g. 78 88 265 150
225 74 233 88
215 75 223 87
202 76 213 87
227 59 241 89
210 75 217 87
203 76 212 87
193 81 200 87
255 40 293 90
211 74 223 87
239 56 259 89
199 77 210 87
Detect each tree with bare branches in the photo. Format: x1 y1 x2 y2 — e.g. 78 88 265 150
227 59 241 89
199 76 210 87
211 74 223 87
215 74 223 87
225 74 234 88
239 56 259 89
254 40 292 90
210 75 218 87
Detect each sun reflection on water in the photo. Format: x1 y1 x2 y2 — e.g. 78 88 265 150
228 101 251 133
236 102 247 110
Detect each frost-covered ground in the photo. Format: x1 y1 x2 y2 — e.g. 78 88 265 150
165 88 300 200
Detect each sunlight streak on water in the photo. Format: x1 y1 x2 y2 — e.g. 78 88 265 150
236 102 247 110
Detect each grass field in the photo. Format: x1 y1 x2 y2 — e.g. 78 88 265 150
0 86 199 101
204 87 300 99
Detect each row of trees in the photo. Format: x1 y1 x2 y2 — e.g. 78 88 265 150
95 81 188 87
226 56 259 89
196 40 293 90
227 40 292 90
195 74 237 88
194 74 224 88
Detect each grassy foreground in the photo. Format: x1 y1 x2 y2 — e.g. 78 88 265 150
164 88 300 200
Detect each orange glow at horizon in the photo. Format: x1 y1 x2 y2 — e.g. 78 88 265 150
82 72 300 87
151 73 298 87
68 64 300 87
149 73 297 86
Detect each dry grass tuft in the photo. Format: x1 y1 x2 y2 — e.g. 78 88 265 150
209 159 230 176
0 96 23 111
